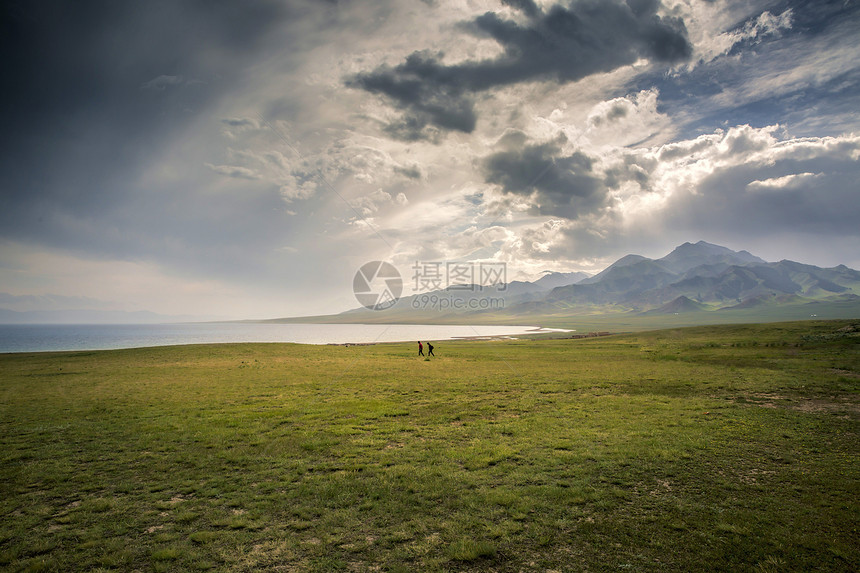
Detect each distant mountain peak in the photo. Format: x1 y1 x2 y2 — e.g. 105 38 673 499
641 295 708 315
666 240 732 256
578 254 650 285
612 253 650 267
657 241 766 274
534 270 590 289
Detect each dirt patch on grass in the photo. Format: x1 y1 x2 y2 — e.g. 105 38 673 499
791 398 860 415
738 468 777 485
735 392 785 409
830 368 860 379
737 393 860 416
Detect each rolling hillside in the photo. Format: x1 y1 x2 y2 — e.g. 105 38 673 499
271 241 860 326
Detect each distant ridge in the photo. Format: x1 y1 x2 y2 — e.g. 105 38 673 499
535 271 590 289
579 254 651 284
267 240 860 325
641 295 709 315
657 240 766 274
717 293 806 310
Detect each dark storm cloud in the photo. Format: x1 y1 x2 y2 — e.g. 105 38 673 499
589 101 629 127
480 131 607 219
348 0 692 140
352 50 479 140
1 0 287 137
603 153 654 191
0 0 295 273
393 164 423 180
222 118 260 128
140 75 186 90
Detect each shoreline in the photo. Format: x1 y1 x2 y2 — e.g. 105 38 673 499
328 326 576 346
0 323 569 354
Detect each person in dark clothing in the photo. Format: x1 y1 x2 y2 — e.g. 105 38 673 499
427 342 435 356
418 341 424 356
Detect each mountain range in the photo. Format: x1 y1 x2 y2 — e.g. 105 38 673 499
7 241 856 326
328 241 860 323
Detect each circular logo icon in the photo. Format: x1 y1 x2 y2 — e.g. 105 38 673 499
353 261 402 311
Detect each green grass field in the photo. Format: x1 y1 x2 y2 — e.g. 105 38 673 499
1 321 858 572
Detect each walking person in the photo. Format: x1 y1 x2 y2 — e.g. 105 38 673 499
418 341 424 356
427 342 435 357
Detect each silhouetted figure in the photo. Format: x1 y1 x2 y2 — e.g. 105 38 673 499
418 341 424 356
427 342 435 356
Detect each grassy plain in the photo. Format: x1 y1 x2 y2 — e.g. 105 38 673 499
1 320 858 572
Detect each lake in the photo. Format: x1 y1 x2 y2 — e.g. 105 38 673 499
0 323 568 353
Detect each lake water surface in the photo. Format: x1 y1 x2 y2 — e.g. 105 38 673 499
0 323 565 353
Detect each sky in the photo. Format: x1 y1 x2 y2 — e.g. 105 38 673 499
1 0 859 319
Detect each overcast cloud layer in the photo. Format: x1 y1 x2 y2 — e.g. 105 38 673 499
1 0 859 318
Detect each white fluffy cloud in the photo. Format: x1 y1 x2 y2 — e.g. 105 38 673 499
693 8 793 66
584 89 674 147
380 120 860 273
